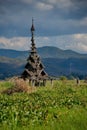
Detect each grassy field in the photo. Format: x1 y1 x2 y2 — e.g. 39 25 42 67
0 79 87 130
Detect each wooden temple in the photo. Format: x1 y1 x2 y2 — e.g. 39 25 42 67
21 19 48 86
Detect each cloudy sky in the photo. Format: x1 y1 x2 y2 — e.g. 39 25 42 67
0 0 87 53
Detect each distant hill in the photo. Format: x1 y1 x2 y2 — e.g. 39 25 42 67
43 58 87 77
38 46 87 59
0 46 87 59
0 49 28 58
0 46 87 79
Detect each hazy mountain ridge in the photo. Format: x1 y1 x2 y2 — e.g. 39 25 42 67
0 46 87 59
38 46 87 58
43 58 87 76
0 46 87 79
0 49 28 59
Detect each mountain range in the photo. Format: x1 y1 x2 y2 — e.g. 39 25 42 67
0 46 87 79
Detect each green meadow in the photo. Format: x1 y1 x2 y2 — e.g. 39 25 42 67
0 79 87 130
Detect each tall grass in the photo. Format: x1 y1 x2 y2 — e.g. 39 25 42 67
0 81 14 92
0 79 87 130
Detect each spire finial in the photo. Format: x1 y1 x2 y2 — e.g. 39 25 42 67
31 18 35 31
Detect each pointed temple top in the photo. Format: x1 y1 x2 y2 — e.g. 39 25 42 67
31 18 35 31
21 19 49 85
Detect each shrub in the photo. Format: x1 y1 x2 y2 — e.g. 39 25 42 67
59 76 67 81
2 77 36 95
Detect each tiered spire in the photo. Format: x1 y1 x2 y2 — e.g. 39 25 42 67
30 18 36 53
31 18 35 31
21 19 48 86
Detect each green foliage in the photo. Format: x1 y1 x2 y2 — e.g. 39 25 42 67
59 76 67 81
0 81 14 92
0 80 87 130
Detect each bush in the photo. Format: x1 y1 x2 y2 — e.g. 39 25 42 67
59 76 67 81
2 77 36 95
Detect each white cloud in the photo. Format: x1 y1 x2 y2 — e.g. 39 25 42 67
57 0 73 9
40 0 74 11
73 34 87 40
36 2 53 11
57 34 87 53
0 33 87 53
0 37 30 50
